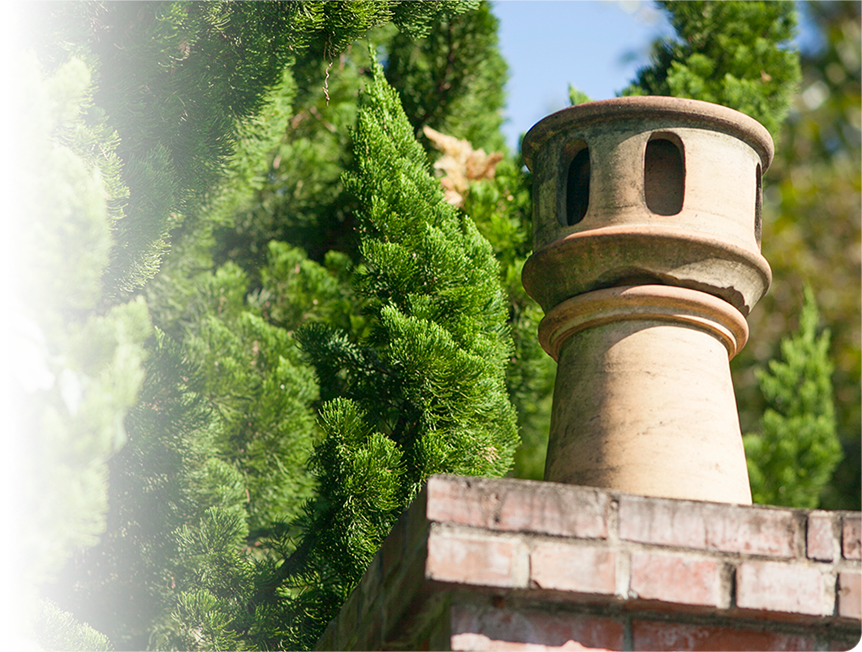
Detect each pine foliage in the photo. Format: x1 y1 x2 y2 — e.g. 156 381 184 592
744 288 842 508
340 57 518 481
736 1 860 510
18 2 844 649
386 1 508 151
46 330 246 650
10 51 151 598
275 59 518 646
462 158 552 480
25 1 478 298
182 263 319 534
10 10 516 649
211 47 366 273
32 601 112 652
384 3 551 478
624 0 801 138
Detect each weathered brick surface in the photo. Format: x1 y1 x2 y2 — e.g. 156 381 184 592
427 475 609 539
843 515 861 560
830 633 862 651
631 620 816 651
736 561 826 615
353 555 381 628
450 604 624 651
838 572 862 620
807 511 835 561
354 616 382 652
405 486 431 552
317 475 861 651
629 552 721 606
380 544 430 641
426 529 527 589
530 542 616 595
316 619 335 651
380 515 404 578
414 605 451 652
335 587 360 649
619 496 799 558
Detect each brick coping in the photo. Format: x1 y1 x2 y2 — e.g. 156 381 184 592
316 475 862 651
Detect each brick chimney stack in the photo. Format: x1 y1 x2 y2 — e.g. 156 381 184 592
521 97 774 505
317 99 862 652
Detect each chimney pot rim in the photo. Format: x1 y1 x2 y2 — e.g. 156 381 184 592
522 96 774 173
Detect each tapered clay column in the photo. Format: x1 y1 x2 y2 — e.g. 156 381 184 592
521 97 774 504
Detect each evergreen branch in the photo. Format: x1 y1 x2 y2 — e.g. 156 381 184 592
743 287 841 508
622 0 801 139
413 18 459 130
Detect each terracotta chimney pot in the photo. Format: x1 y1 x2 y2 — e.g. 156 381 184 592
521 97 774 505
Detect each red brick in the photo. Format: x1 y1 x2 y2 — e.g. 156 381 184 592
426 529 527 588
629 552 722 606
354 554 382 621
736 561 825 615
618 496 798 558
838 572 862 620
807 511 835 561
381 517 404 578
426 476 498 530
334 589 360 649
497 485 608 539
829 639 862 652
842 515 861 560
426 475 609 539
530 542 616 595
632 620 815 651
355 616 382 652
314 620 336 651
382 545 429 635
405 485 431 552
450 603 623 651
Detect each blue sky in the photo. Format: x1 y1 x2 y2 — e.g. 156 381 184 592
492 1 821 152
493 1 671 150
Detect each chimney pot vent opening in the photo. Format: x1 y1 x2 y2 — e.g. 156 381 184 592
564 143 591 226
644 134 685 216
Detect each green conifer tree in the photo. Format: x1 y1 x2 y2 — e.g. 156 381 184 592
31 601 112 652
269 57 519 648
38 54 516 649
21 2 837 649
744 288 842 508
734 1 860 511
624 0 801 139
23 1 479 299
386 1 508 151
25 3 494 650
384 2 553 479
45 327 250 650
9 49 151 648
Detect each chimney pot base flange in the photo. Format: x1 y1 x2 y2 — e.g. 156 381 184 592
538 285 749 362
